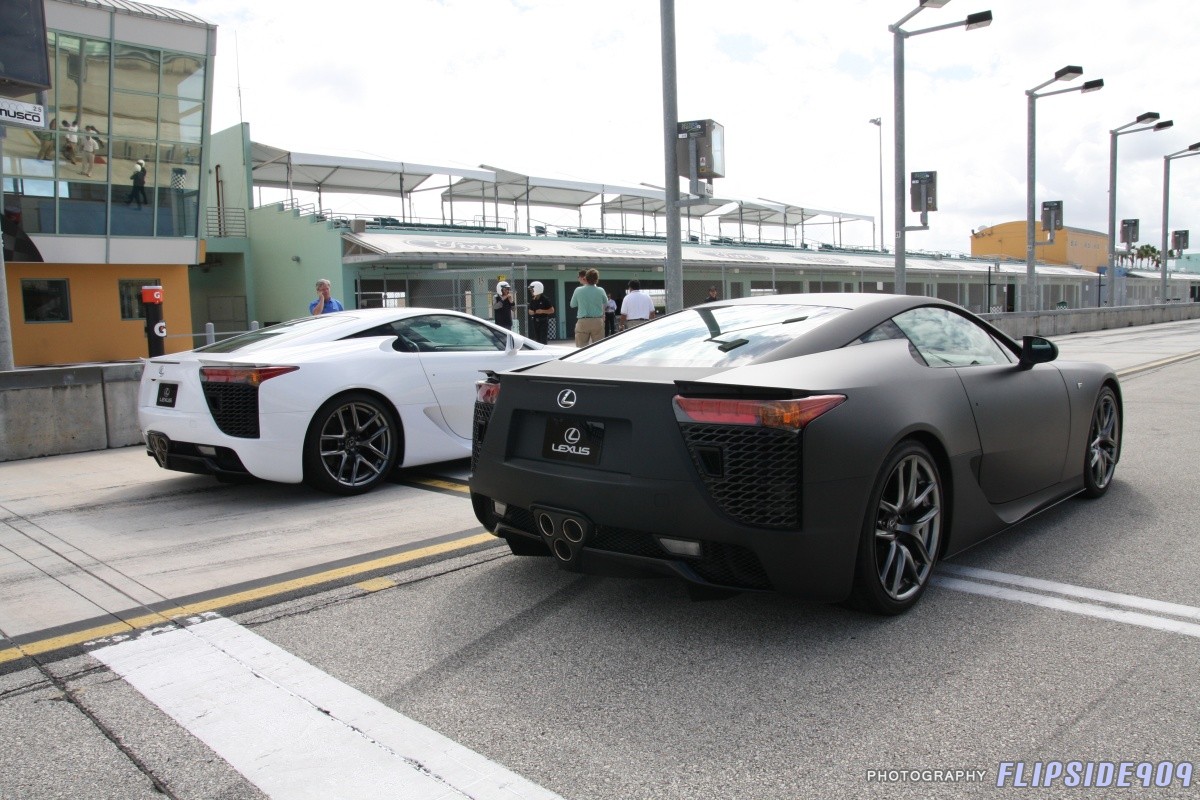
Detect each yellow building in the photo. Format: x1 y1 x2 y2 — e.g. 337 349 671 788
970 221 1108 271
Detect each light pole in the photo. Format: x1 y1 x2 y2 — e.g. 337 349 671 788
1160 142 1200 302
1106 113 1173 305
869 118 884 251
659 0 683 313
1025 66 1103 312
890 0 992 294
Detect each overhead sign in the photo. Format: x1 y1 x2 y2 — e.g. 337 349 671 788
0 96 45 129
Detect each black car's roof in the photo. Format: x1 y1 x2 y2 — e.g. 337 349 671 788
518 293 1017 381
705 293 994 365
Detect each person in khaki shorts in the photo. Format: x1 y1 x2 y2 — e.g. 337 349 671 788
570 268 607 347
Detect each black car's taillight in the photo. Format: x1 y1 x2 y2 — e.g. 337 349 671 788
672 394 845 432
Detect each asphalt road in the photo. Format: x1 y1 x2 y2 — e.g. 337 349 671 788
2 319 1200 799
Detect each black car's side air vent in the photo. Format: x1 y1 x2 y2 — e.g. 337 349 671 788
679 423 801 529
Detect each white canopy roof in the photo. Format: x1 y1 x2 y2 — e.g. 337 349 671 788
250 142 494 198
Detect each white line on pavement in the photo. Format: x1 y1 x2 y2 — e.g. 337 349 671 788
92 615 563 800
939 564 1200 622
933 576 1200 639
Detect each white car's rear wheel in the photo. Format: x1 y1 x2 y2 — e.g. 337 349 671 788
303 392 400 495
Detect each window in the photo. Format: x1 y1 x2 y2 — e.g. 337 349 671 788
891 307 1013 368
567 303 847 368
22 279 71 323
120 279 159 320
394 315 507 352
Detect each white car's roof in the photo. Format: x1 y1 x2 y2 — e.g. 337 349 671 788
189 307 538 357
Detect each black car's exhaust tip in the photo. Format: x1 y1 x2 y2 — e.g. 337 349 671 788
532 506 592 565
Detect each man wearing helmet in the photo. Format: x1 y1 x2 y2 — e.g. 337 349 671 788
492 280 515 330
527 280 555 344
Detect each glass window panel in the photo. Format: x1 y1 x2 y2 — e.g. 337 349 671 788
120 279 159 320
112 44 160 93
78 41 112 125
111 90 158 139
58 176 108 234
108 140 156 235
53 35 81 125
155 144 201 236
160 98 203 143
22 279 72 323
162 52 205 99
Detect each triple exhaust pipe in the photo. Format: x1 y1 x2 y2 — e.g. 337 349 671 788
535 507 591 564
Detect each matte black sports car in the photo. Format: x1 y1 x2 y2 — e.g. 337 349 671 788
469 294 1122 614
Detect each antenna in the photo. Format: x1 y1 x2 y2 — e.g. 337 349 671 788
235 31 244 123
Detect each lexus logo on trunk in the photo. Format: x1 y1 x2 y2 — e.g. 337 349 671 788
557 389 577 408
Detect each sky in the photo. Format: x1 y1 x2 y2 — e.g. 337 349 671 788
151 0 1200 256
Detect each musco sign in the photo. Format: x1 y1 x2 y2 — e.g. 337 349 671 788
0 97 45 129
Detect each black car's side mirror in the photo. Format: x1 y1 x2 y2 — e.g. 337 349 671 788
1018 335 1058 369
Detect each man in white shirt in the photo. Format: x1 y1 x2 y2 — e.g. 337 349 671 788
619 279 655 330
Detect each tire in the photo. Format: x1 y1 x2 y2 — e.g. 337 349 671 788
849 440 944 615
1082 385 1120 498
303 392 400 495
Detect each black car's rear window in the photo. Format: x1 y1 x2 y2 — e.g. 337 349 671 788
565 303 847 367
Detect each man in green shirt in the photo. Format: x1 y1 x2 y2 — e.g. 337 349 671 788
569 268 608 347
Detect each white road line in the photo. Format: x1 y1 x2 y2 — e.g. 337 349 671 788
933 577 1200 639
939 564 1200 621
92 616 562 800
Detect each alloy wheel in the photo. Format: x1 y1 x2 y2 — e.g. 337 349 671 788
873 452 942 602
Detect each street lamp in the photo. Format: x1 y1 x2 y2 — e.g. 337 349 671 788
890 0 992 295
1160 141 1200 302
869 118 884 251
1105 112 1173 304
1025 66 1103 311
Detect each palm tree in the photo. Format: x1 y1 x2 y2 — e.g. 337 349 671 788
1135 244 1160 268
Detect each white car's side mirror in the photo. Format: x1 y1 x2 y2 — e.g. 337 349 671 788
505 333 518 355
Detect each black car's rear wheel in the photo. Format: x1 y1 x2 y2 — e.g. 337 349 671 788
850 440 943 615
303 392 400 495
1082 386 1120 498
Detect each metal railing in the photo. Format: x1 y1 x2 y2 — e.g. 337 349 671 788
205 207 248 238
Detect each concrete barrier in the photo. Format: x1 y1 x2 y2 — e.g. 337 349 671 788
1 302 1198 462
982 302 1200 339
0 362 144 462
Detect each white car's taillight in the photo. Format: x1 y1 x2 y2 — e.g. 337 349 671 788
199 366 298 386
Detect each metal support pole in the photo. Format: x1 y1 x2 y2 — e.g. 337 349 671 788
1107 131 1119 300
892 31 906 292
660 0 683 313
1161 155 1171 303
1025 92 1037 312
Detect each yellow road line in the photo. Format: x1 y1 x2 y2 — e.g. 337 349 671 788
1116 349 1200 378
406 476 470 493
355 577 397 593
0 532 495 666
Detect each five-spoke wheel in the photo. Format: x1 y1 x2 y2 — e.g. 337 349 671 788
304 392 400 495
851 441 944 615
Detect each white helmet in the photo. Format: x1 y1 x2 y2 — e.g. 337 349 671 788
529 281 544 295
497 280 510 292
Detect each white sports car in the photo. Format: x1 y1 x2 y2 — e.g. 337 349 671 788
138 308 555 494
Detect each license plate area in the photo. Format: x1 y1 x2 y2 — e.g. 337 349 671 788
542 416 604 465
156 382 179 407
